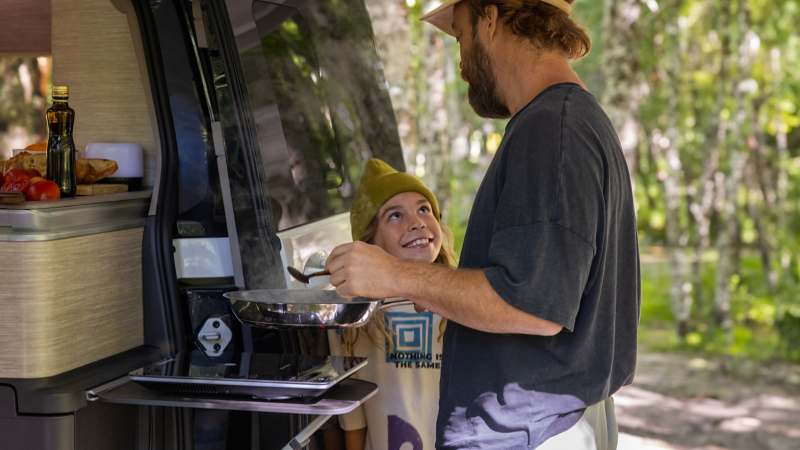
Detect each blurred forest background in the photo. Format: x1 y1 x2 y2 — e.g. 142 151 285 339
360 0 800 366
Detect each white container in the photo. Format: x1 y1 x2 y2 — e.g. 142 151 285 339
85 142 144 178
85 142 144 190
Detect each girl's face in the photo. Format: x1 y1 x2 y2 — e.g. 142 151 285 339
372 191 442 263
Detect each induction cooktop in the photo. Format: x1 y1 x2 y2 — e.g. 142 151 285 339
130 351 367 399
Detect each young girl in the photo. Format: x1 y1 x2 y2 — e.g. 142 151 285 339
328 158 456 450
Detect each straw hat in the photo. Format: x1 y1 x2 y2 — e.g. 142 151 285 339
420 0 573 37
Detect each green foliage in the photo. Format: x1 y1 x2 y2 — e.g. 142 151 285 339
0 58 48 139
640 252 800 362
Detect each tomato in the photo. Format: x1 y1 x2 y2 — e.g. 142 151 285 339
1 174 30 193
29 176 45 186
25 180 60 201
5 168 28 181
26 168 42 178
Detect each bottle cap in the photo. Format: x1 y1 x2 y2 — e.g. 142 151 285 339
52 86 69 98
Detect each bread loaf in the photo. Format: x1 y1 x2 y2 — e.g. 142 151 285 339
1 152 118 184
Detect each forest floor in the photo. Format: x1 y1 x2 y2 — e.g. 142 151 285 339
615 351 800 450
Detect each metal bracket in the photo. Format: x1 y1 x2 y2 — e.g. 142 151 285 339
86 375 131 402
197 315 233 357
281 415 332 450
288 438 310 450
192 0 208 49
211 120 246 289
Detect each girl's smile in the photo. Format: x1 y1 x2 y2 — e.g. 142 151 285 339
372 191 442 263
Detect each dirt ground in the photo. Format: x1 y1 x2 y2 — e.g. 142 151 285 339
615 352 800 450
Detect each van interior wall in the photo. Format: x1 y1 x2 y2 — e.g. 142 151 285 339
51 0 158 188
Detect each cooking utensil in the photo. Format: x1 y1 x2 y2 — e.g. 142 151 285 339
223 289 412 329
287 266 329 284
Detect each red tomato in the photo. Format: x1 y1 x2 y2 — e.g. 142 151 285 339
26 168 42 178
1 174 30 193
25 180 60 201
5 168 28 181
29 176 45 185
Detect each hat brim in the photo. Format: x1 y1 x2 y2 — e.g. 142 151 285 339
419 0 463 37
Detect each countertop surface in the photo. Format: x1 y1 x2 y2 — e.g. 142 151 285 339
0 188 152 210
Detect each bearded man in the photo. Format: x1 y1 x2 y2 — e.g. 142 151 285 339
326 0 640 448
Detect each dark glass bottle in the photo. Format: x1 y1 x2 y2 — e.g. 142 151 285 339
46 85 77 198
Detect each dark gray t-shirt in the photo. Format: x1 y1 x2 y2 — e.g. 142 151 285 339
436 83 640 449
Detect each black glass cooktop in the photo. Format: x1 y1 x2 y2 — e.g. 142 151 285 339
130 351 367 399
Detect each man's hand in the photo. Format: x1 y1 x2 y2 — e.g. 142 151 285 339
326 241 402 299
327 242 562 336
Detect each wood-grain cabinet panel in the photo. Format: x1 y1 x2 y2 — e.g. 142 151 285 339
0 228 145 378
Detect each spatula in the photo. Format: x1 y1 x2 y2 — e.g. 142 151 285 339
287 266 330 284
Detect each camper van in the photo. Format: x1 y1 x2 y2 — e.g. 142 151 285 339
0 0 404 448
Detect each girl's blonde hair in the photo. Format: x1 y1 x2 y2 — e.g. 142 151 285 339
340 214 457 356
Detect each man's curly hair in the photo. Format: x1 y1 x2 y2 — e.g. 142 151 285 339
464 0 591 61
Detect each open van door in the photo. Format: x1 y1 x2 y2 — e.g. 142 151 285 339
0 0 403 448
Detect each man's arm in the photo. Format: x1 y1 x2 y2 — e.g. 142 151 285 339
326 241 563 336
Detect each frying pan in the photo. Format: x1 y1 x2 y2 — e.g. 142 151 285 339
223 289 412 329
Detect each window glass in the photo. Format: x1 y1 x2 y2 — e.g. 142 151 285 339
239 0 404 231
0 57 51 161
252 1 343 193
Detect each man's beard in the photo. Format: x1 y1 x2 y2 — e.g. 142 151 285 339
462 39 511 119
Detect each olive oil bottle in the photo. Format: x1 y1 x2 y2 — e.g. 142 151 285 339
46 86 77 198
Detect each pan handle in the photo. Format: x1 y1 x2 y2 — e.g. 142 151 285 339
379 298 413 309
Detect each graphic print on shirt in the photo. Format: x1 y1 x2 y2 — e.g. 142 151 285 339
384 311 433 364
388 415 423 450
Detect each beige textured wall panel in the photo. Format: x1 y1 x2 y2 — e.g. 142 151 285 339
52 0 157 187
0 228 144 378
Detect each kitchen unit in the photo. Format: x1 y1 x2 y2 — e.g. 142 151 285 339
0 0 404 448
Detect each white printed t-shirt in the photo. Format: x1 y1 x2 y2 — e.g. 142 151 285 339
328 304 444 450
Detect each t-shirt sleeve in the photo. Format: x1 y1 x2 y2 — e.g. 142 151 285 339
484 222 595 332
481 99 601 332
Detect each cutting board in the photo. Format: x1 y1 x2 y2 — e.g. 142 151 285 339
76 184 129 196
0 192 24 204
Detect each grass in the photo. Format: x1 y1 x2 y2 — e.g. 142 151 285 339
638 249 794 363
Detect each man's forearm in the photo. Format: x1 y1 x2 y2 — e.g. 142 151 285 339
393 261 562 336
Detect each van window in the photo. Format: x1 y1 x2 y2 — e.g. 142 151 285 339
238 0 405 230
253 1 343 194
0 57 51 161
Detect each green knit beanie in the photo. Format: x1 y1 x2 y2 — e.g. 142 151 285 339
350 158 440 241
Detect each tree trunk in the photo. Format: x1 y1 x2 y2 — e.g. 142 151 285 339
601 0 646 177
745 156 777 293
769 48 790 276
690 149 718 311
747 100 778 293
714 0 751 336
649 5 690 336
419 0 450 217
364 0 417 169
